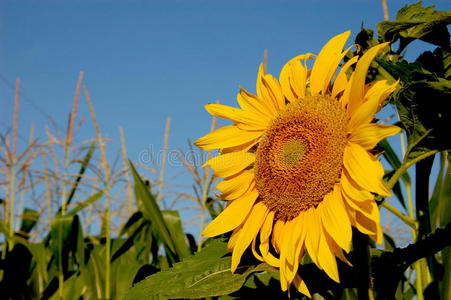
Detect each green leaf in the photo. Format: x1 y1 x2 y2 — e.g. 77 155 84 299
162 210 192 259
438 154 451 227
416 47 451 80
49 214 84 271
377 59 436 83
48 273 85 300
20 242 49 283
66 190 104 217
111 221 147 262
82 247 104 299
379 139 411 185
111 262 143 300
441 247 451 300
120 211 143 236
52 141 97 218
18 208 39 236
430 151 447 229
66 141 96 207
395 79 451 159
129 161 177 255
436 154 451 298
125 238 266 299
383 233 396 251
377 1 451 53
354 26 379 52
0 219 12 241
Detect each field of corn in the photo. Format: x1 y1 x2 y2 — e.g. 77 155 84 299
1 1 450 300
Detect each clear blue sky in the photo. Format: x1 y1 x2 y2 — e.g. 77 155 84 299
1 0 449 237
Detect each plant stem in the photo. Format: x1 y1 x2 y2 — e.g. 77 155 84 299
404 179 424 300
381 202 417 230
84 86 111 299
386 150 439 191
9 161 16 251
119 127 134 214
416 157 439 296
353 229 373 300
197 114 216 251
157 117 171 205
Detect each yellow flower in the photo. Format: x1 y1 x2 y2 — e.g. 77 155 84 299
194 31 401 297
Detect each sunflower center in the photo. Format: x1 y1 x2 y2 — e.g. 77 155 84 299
282 138 308 166
254 95 347 220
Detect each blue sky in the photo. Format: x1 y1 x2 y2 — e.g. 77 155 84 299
1 0 449 237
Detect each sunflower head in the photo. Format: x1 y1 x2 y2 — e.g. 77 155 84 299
195 31 401 297
255 95 348 221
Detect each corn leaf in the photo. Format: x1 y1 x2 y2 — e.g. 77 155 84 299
129 161 177 255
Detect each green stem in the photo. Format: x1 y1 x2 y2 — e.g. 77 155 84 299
197 171 211 251
353 229 373 300
416 157 439 297
381 202 418 230
405 181 424 300
9 161 16 251
58 146 70 299
386 150 439 191
105 189 111 300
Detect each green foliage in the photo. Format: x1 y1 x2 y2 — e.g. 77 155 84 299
1 2 450 299
377 1 451 53
125 238 276 299
129 161 178 257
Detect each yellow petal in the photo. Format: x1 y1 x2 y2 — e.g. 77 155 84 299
237 87 274 119
257 64 285 113
322 227 352 266
293 274 311 298
202 189 259 237
272 219 285 254
216 170 256 200
347 80 398 131
339 72 354 108
310 31 351 96
350 123 401 150
332 55 359 99
227 223 243 251
194 125 260 150
341 170 373 200
221 139 258 154
343 142 391 196
317 226 340 282
304 208 321 266
259 211 280 267
280 55 313 102
284 214 307 285
279 219 298 291
204 151 256 178
320 185 352 253
344 202 375 236
205 103 268 131
355 204 383 244
347 43 389 116
341 179 383 244
231 202 268 272
286 213 307 271
251 235 264 262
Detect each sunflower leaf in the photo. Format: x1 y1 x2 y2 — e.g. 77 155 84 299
377 1 451 53
395 79 451 160
125 238 266 299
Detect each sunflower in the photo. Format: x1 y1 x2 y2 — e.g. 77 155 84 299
194 31 400 296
